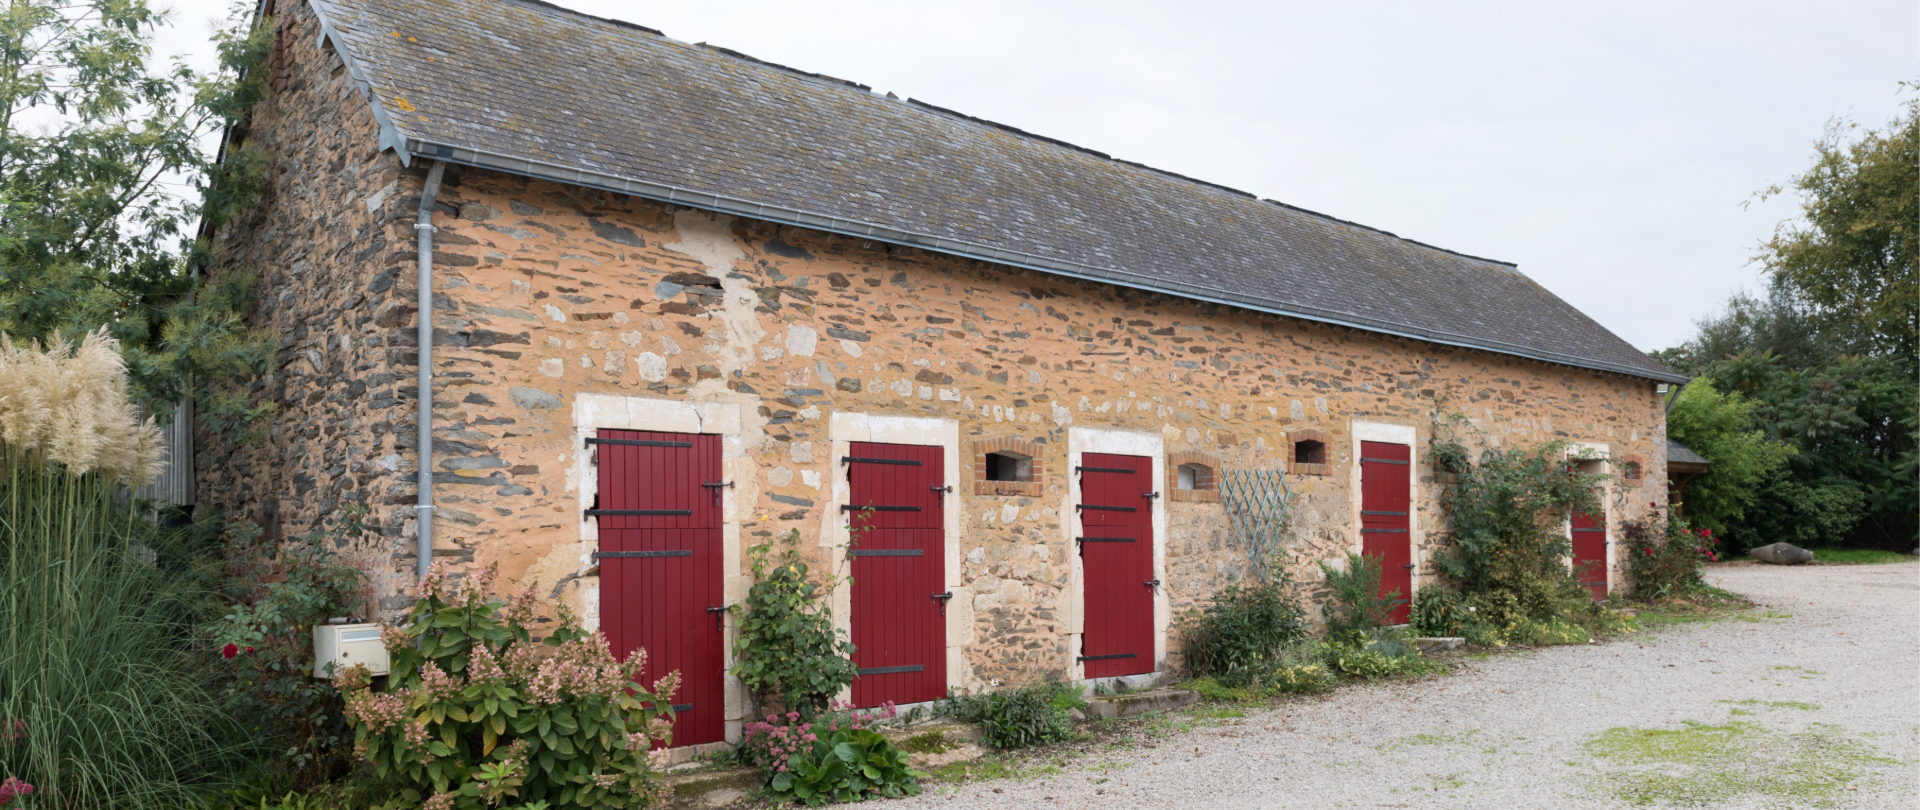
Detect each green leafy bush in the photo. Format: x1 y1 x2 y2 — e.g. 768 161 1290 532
1409 587 1471 638
1620 508 1714 600
729 530 858 719
1427 419 1626 640
939 682 1086 750
336 563 676 810
211 511 370 787
738 703 922 805
1179 581 1307 682
1318 552 1397 643
769 727 922 806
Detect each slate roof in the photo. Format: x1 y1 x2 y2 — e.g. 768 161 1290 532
304 0 1686 383
1667 439 1709 467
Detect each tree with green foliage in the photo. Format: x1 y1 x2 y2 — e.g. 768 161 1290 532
1657 83 1919 549
1752 88 1917 373
1665 380 1795 540
0 0 276 433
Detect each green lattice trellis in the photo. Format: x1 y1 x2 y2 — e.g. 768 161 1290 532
1219 468 1295 585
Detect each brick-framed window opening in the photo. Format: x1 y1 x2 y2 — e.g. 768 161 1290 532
1290 428 1331 476
974 437 1045 497
1168 450 1221 503
1620 454 1645 488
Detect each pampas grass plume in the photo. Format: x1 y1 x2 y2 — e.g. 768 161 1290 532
0 328 166 485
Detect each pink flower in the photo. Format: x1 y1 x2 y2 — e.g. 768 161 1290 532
222 643 238 659
0 777 33 805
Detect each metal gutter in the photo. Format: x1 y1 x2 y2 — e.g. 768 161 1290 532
403 137 1690 385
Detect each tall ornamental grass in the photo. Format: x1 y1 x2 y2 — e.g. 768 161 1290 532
0 330 242 807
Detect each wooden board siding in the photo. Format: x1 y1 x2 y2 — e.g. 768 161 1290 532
847 441 947 707
1360 441 1413 626
1077 452 1155 679
1572 504 1609 600
596 429 725 747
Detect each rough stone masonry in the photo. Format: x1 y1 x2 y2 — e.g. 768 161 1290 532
196 0 1672 742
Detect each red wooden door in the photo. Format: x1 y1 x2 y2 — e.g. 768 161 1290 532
1359 441 1412 626
595 430 725 747
1572 501 1608 600
847 442 947 707
1077 453 1155 679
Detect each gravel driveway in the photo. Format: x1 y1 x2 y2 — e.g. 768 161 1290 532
895 562 1919 809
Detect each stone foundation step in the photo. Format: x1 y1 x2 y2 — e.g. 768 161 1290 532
1086 688 1199 719
662 766 759 809
1413 637 1464 653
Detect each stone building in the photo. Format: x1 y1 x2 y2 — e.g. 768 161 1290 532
198 0 1687 748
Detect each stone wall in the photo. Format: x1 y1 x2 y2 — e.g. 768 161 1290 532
202 0 1674 717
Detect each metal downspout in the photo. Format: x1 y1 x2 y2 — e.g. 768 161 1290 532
415 160 447 582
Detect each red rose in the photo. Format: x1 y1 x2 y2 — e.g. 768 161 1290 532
245 646 254 654
222 643 238 659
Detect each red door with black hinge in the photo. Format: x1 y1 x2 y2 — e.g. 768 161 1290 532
1077 452 1155 678
847 441 947 707
1360 441 1413 626
595 429 725 747
1572 502 1608 600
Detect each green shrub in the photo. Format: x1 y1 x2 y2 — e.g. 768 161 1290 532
1620 510 1713 600
1409 587 1471 638
1184 641 1333 701
211 511 370 788
336 563 676 809
769 727 922 806
1179 581 1307 682
1318 552 1397 643
729 530 858 719
739 704 923 806
939 681 1086 750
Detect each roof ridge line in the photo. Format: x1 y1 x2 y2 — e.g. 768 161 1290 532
492 0 1521 270
501 0 663 37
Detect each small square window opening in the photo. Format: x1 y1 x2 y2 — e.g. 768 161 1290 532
1293 439 1326 466
984 452 1031 482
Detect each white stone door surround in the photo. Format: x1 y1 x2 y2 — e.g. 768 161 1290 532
822 412 970 705
571 392 751 746
1063 426 1168 683
1568 441 1613 594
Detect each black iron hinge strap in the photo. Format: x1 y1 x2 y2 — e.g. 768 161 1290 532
587 509 692 516
587 438 692 448
843 457 922 466
1076 504 1137 512
1077 652 1138 662
1076 466 1135 474
1361 457 1409 465
594 550 692 559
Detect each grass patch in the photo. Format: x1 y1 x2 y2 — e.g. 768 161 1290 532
1721 699 1821 712
1584 720 1897 806
897 732 957 755
1810 548 1911 564
925 752 1063 783
1379 728 1480 752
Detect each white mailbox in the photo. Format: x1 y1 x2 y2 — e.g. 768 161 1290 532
312 623 390 678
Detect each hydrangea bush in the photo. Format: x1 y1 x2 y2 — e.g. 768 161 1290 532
335 563 678 810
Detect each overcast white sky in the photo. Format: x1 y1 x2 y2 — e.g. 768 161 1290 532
154 0 1915 353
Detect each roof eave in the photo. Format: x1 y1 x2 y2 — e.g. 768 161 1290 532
403 137 1690 385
